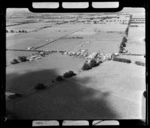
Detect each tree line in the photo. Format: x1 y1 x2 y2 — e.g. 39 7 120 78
6 29 28 33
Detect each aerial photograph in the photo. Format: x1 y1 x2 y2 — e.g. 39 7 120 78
6 7 145 122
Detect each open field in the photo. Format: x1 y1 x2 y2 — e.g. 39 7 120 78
6 51 37 66
6 61 145 119
6 23 86 49
6 22 54 37
7 22 53 30
6 53 85 93
126 27 145 54
6 8 146 121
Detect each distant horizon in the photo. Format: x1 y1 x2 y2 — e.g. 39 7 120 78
7 7 145 15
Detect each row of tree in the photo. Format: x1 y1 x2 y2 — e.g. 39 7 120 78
33 71 76 90
6 30 28 33
119 36 128 53
10 56 29 64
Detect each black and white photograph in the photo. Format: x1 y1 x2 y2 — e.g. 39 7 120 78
5 2 146 125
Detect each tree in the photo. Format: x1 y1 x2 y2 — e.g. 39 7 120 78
93 21 97 24
122 37 127 43
10 30 14 33
113 57 131 63
10 59 19 64
63 71 76 78
135 61 145 66
22 30 25 33
51 79 55 83
55 76 64 81
18 56 28 62
88 58 98 67
125 27 129 35
119 45 124 53
82 62 92 70
34 83 47 90
122 42 126 47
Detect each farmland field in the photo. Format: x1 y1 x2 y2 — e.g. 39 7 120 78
6 8 146 121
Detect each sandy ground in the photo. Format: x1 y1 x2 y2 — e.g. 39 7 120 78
6 19 145 120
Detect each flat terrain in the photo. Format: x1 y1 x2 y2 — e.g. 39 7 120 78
6 60 145 119
6 11 145 120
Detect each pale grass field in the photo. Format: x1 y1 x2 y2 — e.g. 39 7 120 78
6 20 145 120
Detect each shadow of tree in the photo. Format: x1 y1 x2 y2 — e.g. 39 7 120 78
6 69 119 120
6 69 59 93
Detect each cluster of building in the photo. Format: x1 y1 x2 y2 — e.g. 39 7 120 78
62 49 89 58
77 14 131 25
62 48 118 62
28 50 57 61
59 48 120 70
82 51 120 70
101 15 130 24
